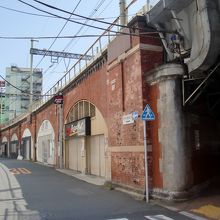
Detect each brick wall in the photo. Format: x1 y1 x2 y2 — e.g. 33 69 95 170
107 27 163 191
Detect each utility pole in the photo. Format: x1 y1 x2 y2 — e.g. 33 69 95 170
58 103 64 168
30 39 39 107
30 39 34 106
119 0 128 26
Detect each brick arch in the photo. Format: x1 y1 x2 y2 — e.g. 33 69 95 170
65 99 108 133
36 119 55 165
11 133 18 141
63 62 108 123
22 128 32 138
35 104 58 142
65 99 96 123
2 136 8 143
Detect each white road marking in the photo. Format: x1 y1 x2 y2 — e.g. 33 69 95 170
106 219 128 220
145 215 174 220
179 211 208 220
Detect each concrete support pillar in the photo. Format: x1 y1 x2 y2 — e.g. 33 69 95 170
105 136 111 181
147 64 192 200
81 138 87 175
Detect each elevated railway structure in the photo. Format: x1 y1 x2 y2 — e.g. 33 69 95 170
1 0 220 201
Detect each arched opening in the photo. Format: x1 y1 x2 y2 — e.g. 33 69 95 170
10 133 19 159
37 120 55 165
65 100 109 179
1 136 8 158
21 128 32 160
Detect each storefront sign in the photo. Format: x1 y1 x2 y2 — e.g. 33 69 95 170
65 117 91 138
54 94 63 104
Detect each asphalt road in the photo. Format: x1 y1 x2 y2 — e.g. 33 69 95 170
0 159 193 220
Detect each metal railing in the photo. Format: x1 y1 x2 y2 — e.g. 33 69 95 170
1 17 121 129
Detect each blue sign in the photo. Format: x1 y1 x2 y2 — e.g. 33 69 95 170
132 111 139 120
141 104 155 121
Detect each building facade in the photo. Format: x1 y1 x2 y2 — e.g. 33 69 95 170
5 65 42 121
0 80 6 124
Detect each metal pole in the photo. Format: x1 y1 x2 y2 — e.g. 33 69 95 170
143 120 149 203
59 103 64 168
30 39 34 106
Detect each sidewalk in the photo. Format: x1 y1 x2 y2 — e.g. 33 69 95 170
56 168 106 186
155 184 220 220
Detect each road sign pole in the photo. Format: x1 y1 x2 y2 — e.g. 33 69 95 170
143 120 149 203
141 104 155 203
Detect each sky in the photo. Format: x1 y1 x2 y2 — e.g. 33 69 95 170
0 0 160 94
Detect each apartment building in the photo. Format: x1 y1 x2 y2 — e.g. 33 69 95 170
5 65 42 121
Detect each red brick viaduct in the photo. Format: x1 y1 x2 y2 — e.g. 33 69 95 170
1 16 220 201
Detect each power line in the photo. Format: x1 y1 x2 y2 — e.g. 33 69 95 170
17 0 145 36
33 0 82 70
3 1 83 112
0 74 52 97
0 33 159 40
0 4 135 21
42 0 110 87
31 0 144 31
0 4 55 18
63 0 108 52
4 0 83 112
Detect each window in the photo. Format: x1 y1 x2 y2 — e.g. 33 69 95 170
66 100 96 123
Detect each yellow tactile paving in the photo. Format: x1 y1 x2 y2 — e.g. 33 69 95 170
192 204 220 220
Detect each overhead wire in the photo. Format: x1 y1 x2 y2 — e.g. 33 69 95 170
0 33 159 40
6 0 160 106
0 4 55 18
63 0 108 51
45 0 110 79
3 0 157 115
33 0 83 70
0 4 136 21
28 0 148 32
64 0 111 52
17 0 156 37
4 0 83 111
18 0 160 94
0 74 52 97
34 0 83 93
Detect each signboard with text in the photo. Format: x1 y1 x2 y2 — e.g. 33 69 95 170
122 114 134 125
65 117 91 139
54 94 63 104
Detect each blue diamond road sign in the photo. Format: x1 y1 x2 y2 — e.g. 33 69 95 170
141 104 155 121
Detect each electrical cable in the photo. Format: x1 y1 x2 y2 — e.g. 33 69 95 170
0 4 55 18
42 0 110 87
24 0 160 94
3 1 83 114
0 74 52 96
63 0 108 52
32 0 144 31
34 0 82 70
0 33 159 40
0 4 136 21
1 0 84 110
17 0 155 37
